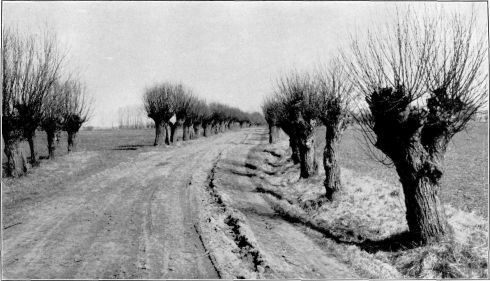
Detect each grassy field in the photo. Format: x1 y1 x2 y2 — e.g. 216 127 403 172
314 122 489 217
1 127 191 163
252 123 488 278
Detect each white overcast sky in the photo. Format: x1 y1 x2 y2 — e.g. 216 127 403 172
2 1 487 127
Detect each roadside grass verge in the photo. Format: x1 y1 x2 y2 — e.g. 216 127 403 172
315 122 488 217
248 136 488 279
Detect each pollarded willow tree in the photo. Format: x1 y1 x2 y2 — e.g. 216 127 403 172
274 71 320 178
2 28 64 168
201 104 213 137
181 94 200 141
316 61 353 200
143 83 177 146
171 86 194 143
188 98 208 139
62 78 91 152
262 97 281 144
40 80 68 159
2 29 28 176
346 9 488 244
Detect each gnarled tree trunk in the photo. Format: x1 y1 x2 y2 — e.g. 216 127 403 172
3 139 28 177
289 136 300 164
323 128 341 200
294 118 318 178
67 131 78 152
297 132 318 178
393 147 449 244
164 124 171 145
153 120 165 146
26 131 37 166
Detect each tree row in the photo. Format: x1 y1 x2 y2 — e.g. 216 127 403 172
2 28 91 177
262 9 487 245
143 82 265 145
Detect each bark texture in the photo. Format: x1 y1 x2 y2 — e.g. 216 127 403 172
298 132 318 178
368 86 450 244
3 140 28 177
393 146 449 244
295 119 318 178
323 133 341 200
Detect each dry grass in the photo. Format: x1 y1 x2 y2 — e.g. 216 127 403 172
249 125 489 278
315 122 489 217
1 128 193 163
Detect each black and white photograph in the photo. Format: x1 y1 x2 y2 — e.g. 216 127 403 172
1 1 489 279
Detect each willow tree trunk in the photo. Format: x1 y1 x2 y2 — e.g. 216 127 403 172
193 125 200 139
289 136 300 164
203 125 208 137
268 124 277 144
3 140 28 177
323 130 341 200
46 130 56 159
67 131 78 152
164 125 170 145
394 149 449 244
183 125 190 141
153 121 165 146
170 124 177 143
26 132 37 165
298 132 318 178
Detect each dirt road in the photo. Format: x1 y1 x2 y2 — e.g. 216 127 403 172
2 128 355 279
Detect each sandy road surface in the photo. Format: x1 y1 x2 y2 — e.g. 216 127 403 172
213 128 357 278
3 128 355 279
2 131 245 279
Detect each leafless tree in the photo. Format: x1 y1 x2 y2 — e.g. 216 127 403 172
2 27 64 174
62 78 91 152
262 97 281 144
180 92 199 141
201 105 213 137
188 98 208 139
40 79 68 159
346 8 488 244
274 71 321 178
2 29 27 176
316 60 353 199
117 105 150 129
143 83 176 146
169 85 193 143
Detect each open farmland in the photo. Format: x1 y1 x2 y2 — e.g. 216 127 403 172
315 122 489 217
2 1 489 280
